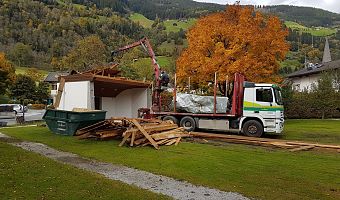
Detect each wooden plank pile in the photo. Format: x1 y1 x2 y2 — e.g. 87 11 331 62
190 132 340 152
75 118 191 149
75 120 127 140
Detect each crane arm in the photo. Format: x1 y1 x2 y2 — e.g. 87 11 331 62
111 37 163 112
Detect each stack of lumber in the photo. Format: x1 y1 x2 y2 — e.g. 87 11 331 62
75 118 191 149
190 132 340 152
75 120 127 140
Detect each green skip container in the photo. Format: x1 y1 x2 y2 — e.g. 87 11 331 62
43 109 106 135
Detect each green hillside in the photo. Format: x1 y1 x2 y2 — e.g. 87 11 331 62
285 21 337 36
15 67 48 76
164 19 196 33
264 5 340 27
129 13 154 28
129 13 196 33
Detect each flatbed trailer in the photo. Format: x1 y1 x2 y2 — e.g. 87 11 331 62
148 73 284 137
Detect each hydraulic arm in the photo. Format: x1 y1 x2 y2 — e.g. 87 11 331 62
112 37 162 111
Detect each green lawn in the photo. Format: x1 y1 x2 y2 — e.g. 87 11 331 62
0 95 9 104
281 119 340 144
15 66 48 76
129 13 196 33
285 21 337 36
0 142 169 200
163 19 196 33
132 56 175 77
1 124 339 200
129 13 154 28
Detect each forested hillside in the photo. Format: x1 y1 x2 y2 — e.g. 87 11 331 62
1 0 340 76
72 0 224 19
263 5 340 27
69 1 340 27
0 0 143 69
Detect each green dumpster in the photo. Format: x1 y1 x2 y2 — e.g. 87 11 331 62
43 109 106 135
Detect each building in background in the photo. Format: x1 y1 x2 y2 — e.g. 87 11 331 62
286 38 339 91
44 72 70 104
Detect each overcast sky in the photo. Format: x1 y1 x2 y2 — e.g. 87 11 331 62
194 0 340 13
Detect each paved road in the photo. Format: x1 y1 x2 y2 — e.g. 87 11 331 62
0 109 45 126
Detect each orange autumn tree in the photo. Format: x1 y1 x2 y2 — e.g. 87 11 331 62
177 5 289 92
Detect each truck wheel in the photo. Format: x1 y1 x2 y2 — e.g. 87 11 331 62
242 120 263 137
163 116 178 125
180 116 196 132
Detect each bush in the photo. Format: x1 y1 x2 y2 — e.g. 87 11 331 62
283 72 340 119
30 104 45 109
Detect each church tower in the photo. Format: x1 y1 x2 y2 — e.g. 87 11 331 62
322 37 332 63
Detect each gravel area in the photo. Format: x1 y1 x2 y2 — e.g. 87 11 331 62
0 133 249 200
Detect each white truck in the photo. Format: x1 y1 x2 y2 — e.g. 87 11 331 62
147 73 284 137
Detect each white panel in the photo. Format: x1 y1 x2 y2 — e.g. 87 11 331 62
58 81 91 111
198 119 229 130
101 88 150 119
101 97 116 118
131 88 150 118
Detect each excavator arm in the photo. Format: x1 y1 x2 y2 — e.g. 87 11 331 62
112 37 162 112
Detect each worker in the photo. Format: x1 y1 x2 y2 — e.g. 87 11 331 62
160 70 170 87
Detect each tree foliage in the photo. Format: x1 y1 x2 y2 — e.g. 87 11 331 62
0 0 143 70
311 73 339 119
7 43 34 67
25 68 45 82
177 5 289 88
9 75 36 103
60 36 107 71
8 75 50 104
0 52 16 95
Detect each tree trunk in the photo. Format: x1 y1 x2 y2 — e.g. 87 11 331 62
322 110 325 119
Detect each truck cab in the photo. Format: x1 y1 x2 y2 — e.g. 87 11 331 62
241 83 284 137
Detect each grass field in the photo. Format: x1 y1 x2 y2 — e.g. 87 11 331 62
285 21 337 36
1 119 339 200
0 95 9 104
0 142 168 200
15 67 48 76
163 19 196 33
281 119 340 144
129 13 196 33
129 13 154 28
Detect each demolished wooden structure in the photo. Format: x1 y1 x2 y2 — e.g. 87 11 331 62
75 118 191 149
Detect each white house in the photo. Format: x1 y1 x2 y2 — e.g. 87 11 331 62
286 38 340 91
286 60 340 91
56 69 152 119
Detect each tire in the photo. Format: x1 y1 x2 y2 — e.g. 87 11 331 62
242 120 263 137
163 116 179 125
14 110 17 115
180 116 196 132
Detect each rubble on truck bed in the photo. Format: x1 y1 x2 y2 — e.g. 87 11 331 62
75 118 191 149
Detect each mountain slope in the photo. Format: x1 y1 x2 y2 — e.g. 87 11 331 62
0 0 143 69
262 5 340 27
72 0 225 19
73 1 340 27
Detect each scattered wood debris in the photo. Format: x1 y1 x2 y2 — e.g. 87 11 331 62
189 132 340 152
75 118 191 149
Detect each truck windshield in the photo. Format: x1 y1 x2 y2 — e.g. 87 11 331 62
274 88 283 105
